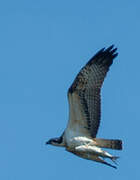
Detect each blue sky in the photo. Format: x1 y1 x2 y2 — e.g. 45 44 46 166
0 0 139 179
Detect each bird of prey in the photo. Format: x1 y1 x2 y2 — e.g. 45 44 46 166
46 45 122 169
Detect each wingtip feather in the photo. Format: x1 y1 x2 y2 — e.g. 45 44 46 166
87 45 118 67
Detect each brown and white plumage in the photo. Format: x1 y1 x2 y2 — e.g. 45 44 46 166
46 45 122 169
67 45 117 137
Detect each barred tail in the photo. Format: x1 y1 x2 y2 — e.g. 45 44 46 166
94 138 122 150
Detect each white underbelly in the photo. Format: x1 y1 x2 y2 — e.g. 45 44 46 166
65 129 93 148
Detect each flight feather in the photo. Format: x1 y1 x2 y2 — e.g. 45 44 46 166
67 45 118 137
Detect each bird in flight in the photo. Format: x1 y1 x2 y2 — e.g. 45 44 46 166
46 45 122 169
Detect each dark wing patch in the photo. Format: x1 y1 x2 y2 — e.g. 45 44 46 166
68 45 118 137
79 88 101 136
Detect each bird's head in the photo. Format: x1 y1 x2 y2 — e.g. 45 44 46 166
46 136 64 147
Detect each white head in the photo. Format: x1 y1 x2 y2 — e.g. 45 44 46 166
46 136 65 147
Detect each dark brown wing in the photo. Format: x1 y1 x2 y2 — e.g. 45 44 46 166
67 45 118 138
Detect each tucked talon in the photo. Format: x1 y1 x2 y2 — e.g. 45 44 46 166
46 45 123 169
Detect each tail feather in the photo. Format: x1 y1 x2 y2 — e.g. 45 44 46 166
94 138 122 150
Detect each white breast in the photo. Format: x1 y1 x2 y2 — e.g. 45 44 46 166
64 129 92 147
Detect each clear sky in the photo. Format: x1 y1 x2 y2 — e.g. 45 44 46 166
0 0 139 179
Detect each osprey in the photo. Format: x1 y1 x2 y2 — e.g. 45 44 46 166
46 45 122 169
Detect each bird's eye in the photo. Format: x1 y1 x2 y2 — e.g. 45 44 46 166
53 138 58 142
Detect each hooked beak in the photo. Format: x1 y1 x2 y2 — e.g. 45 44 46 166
46 140 51 145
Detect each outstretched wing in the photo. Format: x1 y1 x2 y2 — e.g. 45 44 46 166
66 45 118 138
